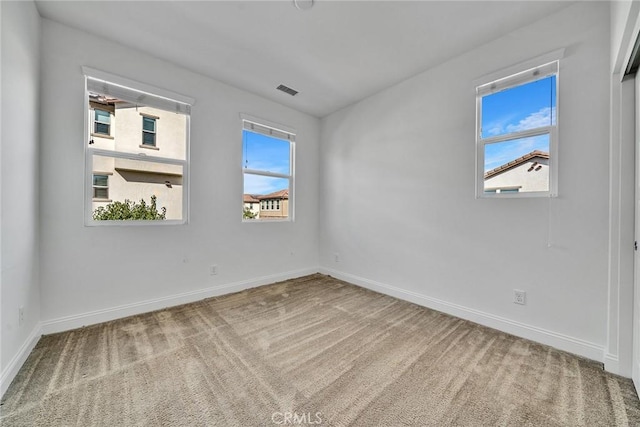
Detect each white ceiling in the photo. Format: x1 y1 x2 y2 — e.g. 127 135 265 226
35 1 573 118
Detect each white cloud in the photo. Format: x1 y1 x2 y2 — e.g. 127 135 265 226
505 107 555 134
485 124 505 137
485 107 555 137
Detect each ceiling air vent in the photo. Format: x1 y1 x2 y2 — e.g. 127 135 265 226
276 84 299 96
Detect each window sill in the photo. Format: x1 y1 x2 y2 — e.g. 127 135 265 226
477 191 556 199
91 133 114 140
92 198 112 202
86 218 187 226
139 144 159 151
242 218 292 223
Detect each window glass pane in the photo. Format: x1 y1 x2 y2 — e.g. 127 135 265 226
93 187 109 199
93 174 108 186
88 93 186 160
91 154 183 221
243 130 290 174
143 117 156 131
142 131 156 146
94 123 110 135
243 174 289 221
481 75 555 139
484 134 549 193
95 109 110 123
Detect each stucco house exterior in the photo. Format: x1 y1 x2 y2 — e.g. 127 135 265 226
89 94 187 220
243 194 261 218
484 150 549 194
257 189 289 220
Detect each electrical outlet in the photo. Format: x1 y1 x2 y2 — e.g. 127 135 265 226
513 290 526 305
19 306 24 326
334 253 340 263
210 265 218 276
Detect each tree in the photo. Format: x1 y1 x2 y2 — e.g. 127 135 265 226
243 207 257 219
93 195 167 220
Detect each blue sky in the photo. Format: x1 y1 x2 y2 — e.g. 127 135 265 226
482 75 555 172
243 130 291 195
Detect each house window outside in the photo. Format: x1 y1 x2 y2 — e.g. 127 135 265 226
142 116 157 147
92 174 109 199
242 116 294 221
84 68 193 225
476 60 558 197
94 109 111 135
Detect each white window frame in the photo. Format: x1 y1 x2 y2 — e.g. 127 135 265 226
92 173 110 200
475 50 563 199
241 113 295 222
93 108 112 136
142 115 157 147
83 67 194 226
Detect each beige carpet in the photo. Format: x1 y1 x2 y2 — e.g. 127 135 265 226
2 274 640 426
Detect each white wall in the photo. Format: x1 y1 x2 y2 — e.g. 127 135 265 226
319 2 611 362
0 1 42 395
38 19 320 329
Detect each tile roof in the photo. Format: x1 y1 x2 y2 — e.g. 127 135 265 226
243 194 260 203
258 189 289 200
484 150 549 179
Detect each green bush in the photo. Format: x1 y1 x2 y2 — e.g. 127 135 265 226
243 207 257 219
93 195 167 220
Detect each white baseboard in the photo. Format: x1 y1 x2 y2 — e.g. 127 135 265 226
320 267 606 364
40 267 318 335
1 323 42 398
604 353 621 375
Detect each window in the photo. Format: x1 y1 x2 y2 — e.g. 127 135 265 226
142 116 157 147
94 109 111 135
242 115 294 221
476 60 558 197
84 67 193 224
92 174 109 199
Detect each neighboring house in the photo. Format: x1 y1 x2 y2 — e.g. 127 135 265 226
243 194 261 218
484 150 549 193
258 189 289 219
89 94 187 219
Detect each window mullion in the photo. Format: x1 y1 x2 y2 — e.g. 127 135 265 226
243 168 291 180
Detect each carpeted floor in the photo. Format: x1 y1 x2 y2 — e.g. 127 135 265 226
2 274 640 426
